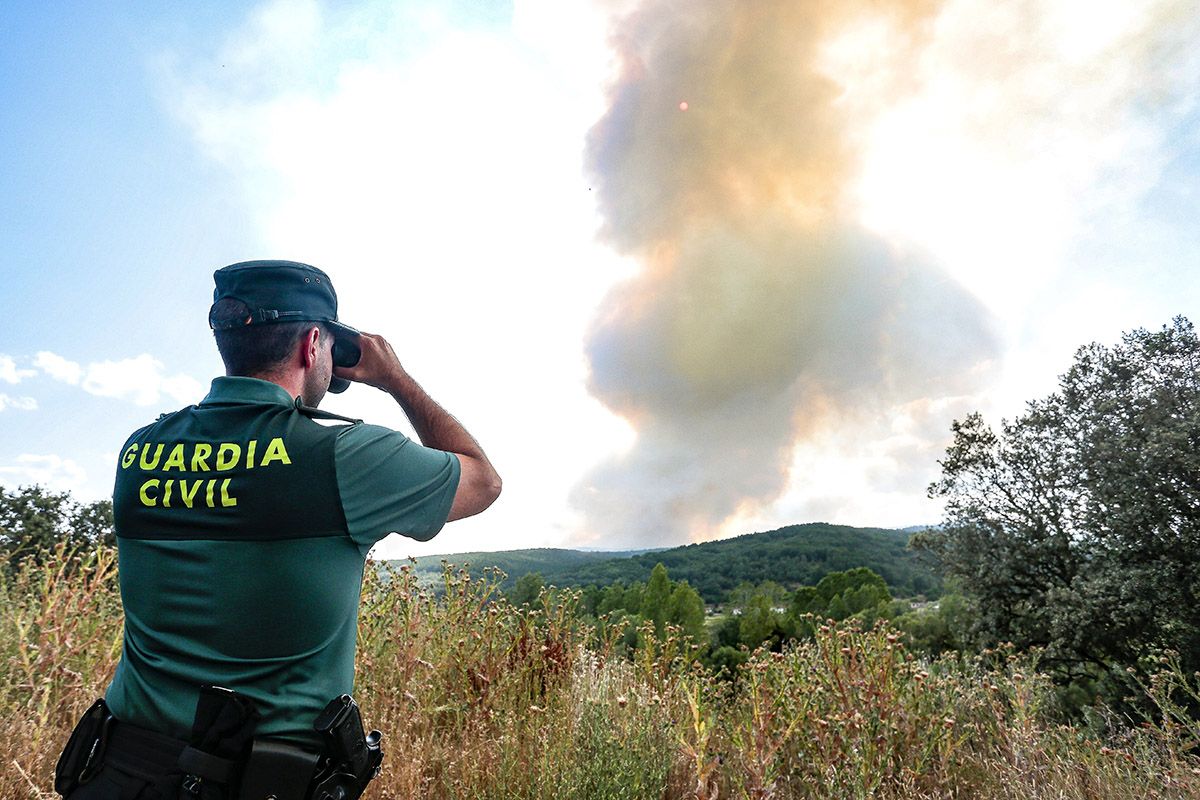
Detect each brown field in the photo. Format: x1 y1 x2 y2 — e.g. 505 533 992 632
4 545 1199 799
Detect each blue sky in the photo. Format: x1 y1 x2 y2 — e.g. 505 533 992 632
2 5 247 489
2 1 1197 556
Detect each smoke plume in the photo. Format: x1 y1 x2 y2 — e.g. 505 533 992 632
575 0 997 546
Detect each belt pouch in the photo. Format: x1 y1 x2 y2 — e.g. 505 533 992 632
55 698 112 797
237 740 320 800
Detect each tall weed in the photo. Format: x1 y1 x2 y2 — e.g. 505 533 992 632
3 548 1199 798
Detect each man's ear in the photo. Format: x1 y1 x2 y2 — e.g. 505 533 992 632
301 326 322 369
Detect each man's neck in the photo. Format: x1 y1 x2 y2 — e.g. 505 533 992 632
237 370 304 401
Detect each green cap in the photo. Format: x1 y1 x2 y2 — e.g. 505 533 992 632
210 260 361 394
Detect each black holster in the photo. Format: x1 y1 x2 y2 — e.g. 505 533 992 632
309 695 383 800
55 699 115 797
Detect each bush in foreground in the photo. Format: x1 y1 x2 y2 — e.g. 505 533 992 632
4 546 1200 798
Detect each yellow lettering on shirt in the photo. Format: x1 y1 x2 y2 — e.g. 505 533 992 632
163 479 174 508
179 479 202 509
216 443 241 471
121 443 139 469
246 440 257 469
259 437 291 467
139 479 160 507
163 444 186 472
191 443 212 472
206 479 216 508
139 443 164 471
220 478 237 507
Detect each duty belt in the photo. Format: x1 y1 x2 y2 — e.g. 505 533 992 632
56 691 382 800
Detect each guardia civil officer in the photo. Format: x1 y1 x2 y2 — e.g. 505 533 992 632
55 260 501 799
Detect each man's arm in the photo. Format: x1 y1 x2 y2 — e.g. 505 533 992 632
333 331 501 521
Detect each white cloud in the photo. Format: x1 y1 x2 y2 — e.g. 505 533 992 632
0 454 88 494
0 354 36 385
34 351 83 384
0 394 38 412
82 355 204 407
31 350 203 406
167 0 627 555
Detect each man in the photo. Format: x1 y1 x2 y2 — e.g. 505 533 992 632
56 260 501 799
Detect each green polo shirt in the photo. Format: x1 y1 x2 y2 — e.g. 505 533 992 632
105 377 459 745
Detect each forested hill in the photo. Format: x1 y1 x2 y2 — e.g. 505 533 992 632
395 523 940 604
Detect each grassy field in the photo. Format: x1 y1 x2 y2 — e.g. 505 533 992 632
4 545 1200 799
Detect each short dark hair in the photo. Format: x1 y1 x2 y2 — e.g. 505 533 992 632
211 298 330 376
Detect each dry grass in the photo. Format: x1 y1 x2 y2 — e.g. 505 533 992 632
3 545 1199 799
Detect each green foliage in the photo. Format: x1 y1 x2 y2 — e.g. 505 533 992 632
400 548 616 591
712 614 741 649
668 582 706 642
893 594 974 657
918 317 1200 708
405 524 942 605
640 563 672 637
558 523 941 603
707 644 749 677
0 485 113 569
598 565 711 650
509 571 544 606
788 567 893 633
738 594 787 651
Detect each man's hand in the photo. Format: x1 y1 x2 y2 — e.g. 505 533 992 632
333 331 501 521
333 332 407 392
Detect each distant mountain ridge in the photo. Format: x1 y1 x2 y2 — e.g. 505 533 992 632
389 522 940 604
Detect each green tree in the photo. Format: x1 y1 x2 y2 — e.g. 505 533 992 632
707 645 749 678
917 318 1200 695
510 572 544 606
0 485 113 568
622 582 644 616
739 594 785 650
640 563 672 636
597 582 627 615
895 594 973 656
712 614 741 649
668 581 706 641
789 567 891 626
825 594 849 621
